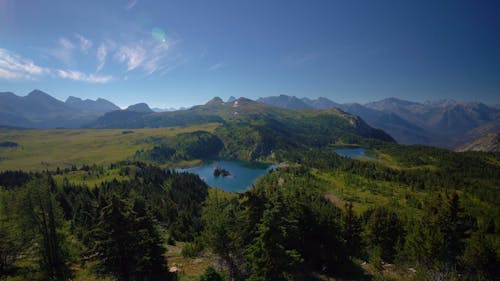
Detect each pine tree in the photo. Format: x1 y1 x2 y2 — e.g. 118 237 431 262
247 195 302 281
17 177 69 280
202 191 244 281
94 193 169 281
342 202 362 258
94 194 136 281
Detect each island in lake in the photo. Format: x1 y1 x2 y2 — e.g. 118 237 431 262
213 167 231 177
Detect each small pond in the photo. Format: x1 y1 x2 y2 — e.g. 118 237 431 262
177 159 276 192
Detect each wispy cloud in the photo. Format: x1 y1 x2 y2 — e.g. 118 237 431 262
59 37 75 50
56 69 112 83
0 48 50 80
208 62 226 71
126 0 138 10
114 40 173 74
115 45 146 71
96 41 116 72
75 33 93 53
44 37 77 66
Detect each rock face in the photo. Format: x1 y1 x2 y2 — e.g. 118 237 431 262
456 133 500 153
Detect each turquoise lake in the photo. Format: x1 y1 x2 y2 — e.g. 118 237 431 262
177 160 276 192
334 147 376 160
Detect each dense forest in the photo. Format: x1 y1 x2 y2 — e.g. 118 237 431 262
1 140 499 281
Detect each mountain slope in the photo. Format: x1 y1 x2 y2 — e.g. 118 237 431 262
92 97 394 160
127 103 154 113
456 133 500 152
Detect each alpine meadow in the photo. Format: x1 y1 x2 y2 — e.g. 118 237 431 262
0 1 499 281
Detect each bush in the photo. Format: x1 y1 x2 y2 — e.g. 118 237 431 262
198 266 225 281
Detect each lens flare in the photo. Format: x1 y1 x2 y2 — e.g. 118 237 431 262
151 27 166 43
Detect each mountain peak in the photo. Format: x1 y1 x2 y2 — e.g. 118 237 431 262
66 96 83 104
206 97 224 106
27 89 51 98
126 103 153 113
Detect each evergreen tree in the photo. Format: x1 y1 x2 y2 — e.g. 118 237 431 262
246 194 302 281
202 191 244 281
131 197 168 280
94 193 169 281
17 177 69 280
94 194 136 281
0 189 25 273
342 202 362 258
363 206 404 262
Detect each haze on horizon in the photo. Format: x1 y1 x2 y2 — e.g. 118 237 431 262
1 0 499 108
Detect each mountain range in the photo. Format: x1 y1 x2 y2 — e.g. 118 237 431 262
1 90 498 151
256 95 500 149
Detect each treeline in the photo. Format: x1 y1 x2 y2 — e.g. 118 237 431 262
134 131 224 163
0 164 208 280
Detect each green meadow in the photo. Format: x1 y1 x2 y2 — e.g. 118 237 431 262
0 123 219 171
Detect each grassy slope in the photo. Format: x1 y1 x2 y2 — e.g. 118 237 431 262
0 124 219 171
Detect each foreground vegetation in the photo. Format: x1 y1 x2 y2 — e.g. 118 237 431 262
0 144 498 280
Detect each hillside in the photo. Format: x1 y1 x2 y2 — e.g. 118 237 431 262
456 133 500 152
92 97 394 160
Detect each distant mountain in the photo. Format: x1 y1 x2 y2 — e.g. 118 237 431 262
256 95 500 149
152 107 179 112
364 98 500 147
66 96 119 113
126 103 153 113
256 95 312 110
0 90 121 129
302 97 340 109
227 96 237 102
456 133 500 152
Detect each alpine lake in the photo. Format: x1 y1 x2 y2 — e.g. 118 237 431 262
333 147 377 160
177 159 276 192
178 148 374 192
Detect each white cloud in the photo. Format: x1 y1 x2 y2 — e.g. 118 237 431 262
75 33 93 53
208 62 226 71
0 48 50 80
114 40 172 74
57 69 112 83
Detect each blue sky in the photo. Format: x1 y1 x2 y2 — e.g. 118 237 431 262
0 0 499 108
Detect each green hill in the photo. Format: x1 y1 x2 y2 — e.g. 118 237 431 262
93 97 395 161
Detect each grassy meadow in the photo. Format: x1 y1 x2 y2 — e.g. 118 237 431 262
0 123 219 171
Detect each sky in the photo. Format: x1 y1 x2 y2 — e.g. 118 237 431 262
0 0 499 108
